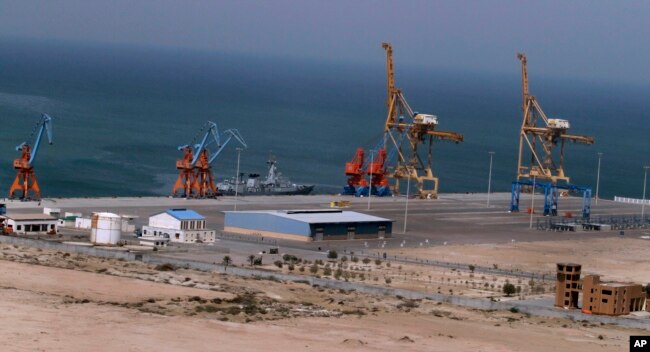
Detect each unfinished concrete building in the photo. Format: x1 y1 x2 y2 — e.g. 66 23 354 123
555 263 582 309
581 275 646 316
555 263 647 316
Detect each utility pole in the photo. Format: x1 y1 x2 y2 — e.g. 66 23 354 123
487 152 495 207
234 148 242 211
529 176 536 229
367 150 374 211
403 175 410 233
642 166 649 219
595 152 603 204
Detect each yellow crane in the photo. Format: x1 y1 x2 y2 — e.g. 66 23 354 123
382 42 463 199
516 53 594 184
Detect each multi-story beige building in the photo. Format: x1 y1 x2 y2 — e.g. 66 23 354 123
555 263 582 309
581 275 646 316
554 263 647 316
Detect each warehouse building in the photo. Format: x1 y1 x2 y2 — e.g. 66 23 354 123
223 209 393 241
0 213 57 235
142 208 215 243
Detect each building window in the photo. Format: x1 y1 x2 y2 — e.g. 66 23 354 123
602 290 612 296
175 233 180 239
590 297 593 302
602 299 608 303
17 225 22 231
565 292 569 297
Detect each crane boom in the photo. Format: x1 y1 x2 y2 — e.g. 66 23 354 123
27 114 53 165
208 129 247 164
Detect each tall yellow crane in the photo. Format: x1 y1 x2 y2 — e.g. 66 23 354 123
516 53 594 184
382 42 463 199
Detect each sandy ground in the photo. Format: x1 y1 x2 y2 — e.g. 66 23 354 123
386 237 650 283
0 244 642 351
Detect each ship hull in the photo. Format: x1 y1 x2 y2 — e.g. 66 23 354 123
219 185 314 196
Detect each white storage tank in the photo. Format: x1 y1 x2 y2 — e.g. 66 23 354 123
90 212 122 245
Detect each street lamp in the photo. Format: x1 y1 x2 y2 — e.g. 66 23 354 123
529 176 536 229
595 152 603 204
487 152 495 207
367 150 374 211
403 175 411 234
642 166 649 219
234 147 243 211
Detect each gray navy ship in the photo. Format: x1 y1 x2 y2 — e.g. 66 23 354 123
216 158 314 196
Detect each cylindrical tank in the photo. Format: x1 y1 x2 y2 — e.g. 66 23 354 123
90 212 122 245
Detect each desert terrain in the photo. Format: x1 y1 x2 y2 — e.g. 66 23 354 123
0 243 642 352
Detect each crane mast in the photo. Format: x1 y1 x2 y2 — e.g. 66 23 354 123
9 114 54 200
381 43 463 199
515 53 594 184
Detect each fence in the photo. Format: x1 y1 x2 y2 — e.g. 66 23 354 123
1 235 649 330
615 196 650 205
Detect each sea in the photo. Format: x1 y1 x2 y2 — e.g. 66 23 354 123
0 38 648 200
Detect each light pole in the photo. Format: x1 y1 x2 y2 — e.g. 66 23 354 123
367 150 374 211
642 166 649 219
234 147 242 211
595 152 603 205
487 152 495 207
403 175 410 234
529 176 535 229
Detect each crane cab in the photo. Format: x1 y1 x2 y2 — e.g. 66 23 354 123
413 113 438 126
547 118 570 129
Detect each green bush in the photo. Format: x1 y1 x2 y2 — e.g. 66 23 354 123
503 283 516 296
327 250 338 259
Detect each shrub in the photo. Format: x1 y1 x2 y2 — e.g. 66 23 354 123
385 277 392 284
309 264 319 274
362 258 371 264
323 267 332 276
340 256 348 262
154 263 176 271
503 283 516 296
468 265 475 272
375 259 382 266
274 260 283 268
327 250 338 259
334 268 343 279
351 256 359 263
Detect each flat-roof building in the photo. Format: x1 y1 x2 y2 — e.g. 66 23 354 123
1 213 57 235
223 209 393 241
142 208 215 243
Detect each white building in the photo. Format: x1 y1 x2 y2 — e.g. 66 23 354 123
142 208 215 243
1 213 57 235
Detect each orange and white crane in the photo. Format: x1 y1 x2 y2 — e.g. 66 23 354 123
9 114 53 200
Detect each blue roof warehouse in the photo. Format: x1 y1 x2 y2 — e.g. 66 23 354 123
223 209 393 242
